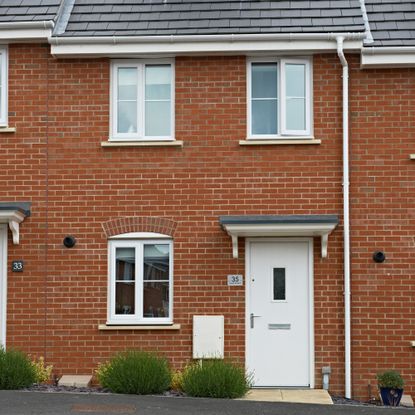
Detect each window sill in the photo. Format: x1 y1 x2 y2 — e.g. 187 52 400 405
410 154 415 160
101 140 183 148
0 127 16 133
240 138 321 146
98 323 181 331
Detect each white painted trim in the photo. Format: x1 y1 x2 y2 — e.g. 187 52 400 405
0 22 53 42
0 224 7 347
50 37 364 58
110 59 175 141
107 238 173 325
361 47 415 68
246 57 312 139
245 238 314 388
0 46 7 127
222 222 337 258
410 154 415 160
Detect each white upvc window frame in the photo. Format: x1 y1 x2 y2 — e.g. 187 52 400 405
110 59 175 141
0 46 8 127
247 57 312 139
108 238 173 325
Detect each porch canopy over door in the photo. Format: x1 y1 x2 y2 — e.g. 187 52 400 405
219 215 338 259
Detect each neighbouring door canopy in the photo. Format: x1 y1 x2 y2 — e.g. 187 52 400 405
219 215 339 259
0 202 31 245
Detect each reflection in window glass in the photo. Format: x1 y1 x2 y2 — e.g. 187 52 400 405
251 63 278 135
273 268 286 301
117 68 138 133
145 65 171 136
143 244 170 318
115 247 135 314
285 63 306 131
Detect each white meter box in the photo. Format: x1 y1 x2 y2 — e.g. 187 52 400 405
193 315 224 359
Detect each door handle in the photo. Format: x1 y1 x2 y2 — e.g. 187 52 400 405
250 313 261 329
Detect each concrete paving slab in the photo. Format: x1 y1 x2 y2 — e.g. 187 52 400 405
58 375 92 387
240 388 333 405
401 394 414 408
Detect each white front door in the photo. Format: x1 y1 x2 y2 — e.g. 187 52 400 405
0 224 7 347
247 239 313 387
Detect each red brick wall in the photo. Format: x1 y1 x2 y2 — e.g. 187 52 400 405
349 56 415 399
4 44 414 399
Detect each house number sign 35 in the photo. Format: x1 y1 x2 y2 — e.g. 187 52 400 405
11 260 24 272
227 274 243 286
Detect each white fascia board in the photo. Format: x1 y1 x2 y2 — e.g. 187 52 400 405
222 222 337 259
0 21 54 42
361 47 415 68
50 35 364 58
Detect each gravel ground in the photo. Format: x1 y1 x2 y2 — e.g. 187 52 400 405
24 385 386 408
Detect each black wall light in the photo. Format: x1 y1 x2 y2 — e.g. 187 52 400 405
63 235 77 248
373 251 386 263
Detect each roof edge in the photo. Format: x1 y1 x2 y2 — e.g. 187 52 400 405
50 32 366 45
0 21 54 42
361 46 415 68
49 32 366 58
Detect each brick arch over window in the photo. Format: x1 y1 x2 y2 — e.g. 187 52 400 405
102 217 178 238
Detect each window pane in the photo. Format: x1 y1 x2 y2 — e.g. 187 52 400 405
118 67 137 100
252 99 278 135
273 268 286 301
285 64 305 97
286 98 305 131
117 101 137 133
143 281 169 317
116 247 135 281
143 244 169 281
145 101 171 137
145 65 171 100
116 282 135 314
252 63 278 99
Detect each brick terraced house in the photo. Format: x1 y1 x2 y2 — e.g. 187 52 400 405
0 0 414 400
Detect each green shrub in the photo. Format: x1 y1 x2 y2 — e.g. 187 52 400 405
0 347 36 389
181 359 251 398
377 370 404 389
31 356 53 384
96 350 171 394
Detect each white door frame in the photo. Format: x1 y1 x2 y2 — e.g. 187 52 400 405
0 224 7 348
245 237 314 388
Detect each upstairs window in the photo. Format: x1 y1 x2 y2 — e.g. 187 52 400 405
0 47 7 126
247 58 312 138
111 60 174 141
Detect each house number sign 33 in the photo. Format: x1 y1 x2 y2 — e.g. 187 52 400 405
227 274 243 286
11 260 24 272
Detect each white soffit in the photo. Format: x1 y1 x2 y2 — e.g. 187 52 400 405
220 215 338 259
0 203 31 244
49 35 364 58
0 21 54 42
361 47 415 68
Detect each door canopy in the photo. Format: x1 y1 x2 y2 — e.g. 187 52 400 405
0 202 31 245
219 215 338 259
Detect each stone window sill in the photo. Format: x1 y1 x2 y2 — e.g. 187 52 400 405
101 140 183 148
410 154 415 160
240 138 321 146
0 127 16 133
98 323 181 331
